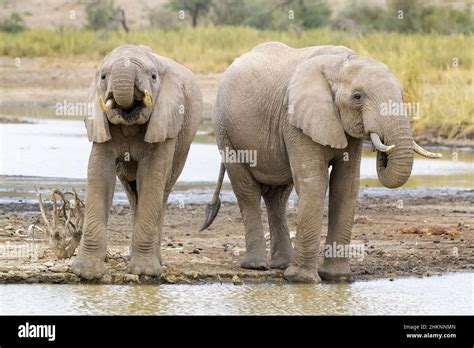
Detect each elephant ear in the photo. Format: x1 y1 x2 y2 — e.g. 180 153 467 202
288 56 347 149
85 80 111 143
144 55 185 143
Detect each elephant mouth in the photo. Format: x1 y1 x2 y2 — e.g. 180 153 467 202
100 91 153 125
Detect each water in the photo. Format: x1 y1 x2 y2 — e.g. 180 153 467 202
0 118 474 192
0 273 471 315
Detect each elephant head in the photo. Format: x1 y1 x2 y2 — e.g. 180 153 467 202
86 44 185 143
288 53 441 188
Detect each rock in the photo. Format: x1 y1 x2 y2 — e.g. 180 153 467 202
101 274 113 284
191 249 200 254
399 225 461 236
36 249 46 260
445 229 461 237
354 215 373 224
43 261 55 267
123 274 139 283
49 264 69 273
232 275 242 285
399 226 418 234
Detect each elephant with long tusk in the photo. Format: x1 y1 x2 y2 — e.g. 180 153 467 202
72 45 202 280
201 42 441 283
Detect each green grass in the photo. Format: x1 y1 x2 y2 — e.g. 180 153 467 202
0 26 472 138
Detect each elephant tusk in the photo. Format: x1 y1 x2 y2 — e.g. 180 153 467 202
99 96 112 113
144 89 152 108
105 98 114 110
370 133 395 153
413 141 442 158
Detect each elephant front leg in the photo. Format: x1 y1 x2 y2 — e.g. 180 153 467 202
319 140 362 281
127 151 168 277
72 143 116 279
283 164 329 283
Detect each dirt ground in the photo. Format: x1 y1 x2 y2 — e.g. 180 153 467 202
1 191 472 285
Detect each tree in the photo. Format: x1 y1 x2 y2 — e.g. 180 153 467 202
297 0 331 29
169 0 212 27
85 0 128 31
0 12 26 33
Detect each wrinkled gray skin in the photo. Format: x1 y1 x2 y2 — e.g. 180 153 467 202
204 42 437 283
72 45 202 279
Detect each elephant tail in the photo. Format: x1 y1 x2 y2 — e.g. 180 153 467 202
199 162 225 231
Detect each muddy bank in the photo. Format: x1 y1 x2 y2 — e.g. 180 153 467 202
1 192 472 284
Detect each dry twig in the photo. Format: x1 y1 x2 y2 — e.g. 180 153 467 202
37 188 84 259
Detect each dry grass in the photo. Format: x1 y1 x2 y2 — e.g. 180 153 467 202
0 27 472 137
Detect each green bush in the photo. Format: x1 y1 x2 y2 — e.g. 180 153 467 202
331 0 473 34
331 4 388 33
298 0 331 29
0 12 25 33
168 0 212 27
85 0 119 30
209 0 331 30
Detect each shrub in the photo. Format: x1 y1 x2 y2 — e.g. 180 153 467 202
0 12 25 33
85 0 120 30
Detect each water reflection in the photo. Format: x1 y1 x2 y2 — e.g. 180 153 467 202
0 273 471 315
1 119 473 187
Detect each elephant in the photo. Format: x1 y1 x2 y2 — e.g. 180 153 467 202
71 44 202 279
201 41 441 283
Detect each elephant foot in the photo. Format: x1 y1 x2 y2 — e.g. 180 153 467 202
127 254 162 277
269 255 291 270
71 252 106 280
319 257 352 281
284 265 321 283
240 252 269 270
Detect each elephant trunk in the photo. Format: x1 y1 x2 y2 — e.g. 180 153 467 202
375 117 414 189
111 59 136 110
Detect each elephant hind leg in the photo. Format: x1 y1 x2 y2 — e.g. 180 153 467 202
263 185 293 269
120 179 138 218
117 160 138 219
226 162 268 270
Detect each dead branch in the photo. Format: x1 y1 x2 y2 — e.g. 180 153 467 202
37 188 84 259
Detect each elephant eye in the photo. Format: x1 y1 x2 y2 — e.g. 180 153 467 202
101 73 106 80
151 73 157 80
353 93 362 102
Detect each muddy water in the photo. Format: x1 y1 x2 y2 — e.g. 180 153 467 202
0 273 471 315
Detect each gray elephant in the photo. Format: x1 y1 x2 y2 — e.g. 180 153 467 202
201 42 440 283
72 45 202 279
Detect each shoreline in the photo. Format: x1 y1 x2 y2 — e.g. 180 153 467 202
1 190 472 285
2 110 474 149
